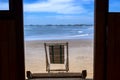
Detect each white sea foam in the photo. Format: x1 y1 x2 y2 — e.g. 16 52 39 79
66 34 89 38
78 31 83 33
24 25 93 41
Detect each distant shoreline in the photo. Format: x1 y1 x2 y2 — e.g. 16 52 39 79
24 25 94 42
24 38 93 41
24 24 93 26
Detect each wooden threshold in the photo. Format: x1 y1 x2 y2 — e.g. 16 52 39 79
26 70 87 79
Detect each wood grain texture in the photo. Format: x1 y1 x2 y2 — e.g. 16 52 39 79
107 13 120 80
94 0 108 80
0 20 17 80
0 0 25 80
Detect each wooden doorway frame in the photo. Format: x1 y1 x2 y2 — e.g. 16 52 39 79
94 0 108 80
0 0 25 80
0 0 108 80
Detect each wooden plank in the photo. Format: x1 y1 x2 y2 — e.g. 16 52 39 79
0 11 14 19
10 0 25 80
32 73 82 78
94 0 108 80
0 20 9 80
0 0 24 80
49 45 64 64
46 43 68 46
0 19 18 80
107 13 120 80
29 73 82 78
27 70 87 79
8 20 17 80
49 69 68 71
26 78 92 80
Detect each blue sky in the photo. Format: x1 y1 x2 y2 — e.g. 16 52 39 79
109 0 120 12
23 0 94 25
0 0 120 25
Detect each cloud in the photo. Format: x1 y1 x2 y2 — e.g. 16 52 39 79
23 0 94 24
47 0 73 3
24 0 86 14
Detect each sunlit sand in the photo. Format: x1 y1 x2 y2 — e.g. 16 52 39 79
25 39 93 78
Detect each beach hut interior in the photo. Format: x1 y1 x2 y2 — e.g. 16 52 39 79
0 0 120 80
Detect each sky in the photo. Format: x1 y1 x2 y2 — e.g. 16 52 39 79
0 0 120 25
23 0 94 25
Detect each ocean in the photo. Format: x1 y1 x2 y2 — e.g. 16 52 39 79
24 25 94 41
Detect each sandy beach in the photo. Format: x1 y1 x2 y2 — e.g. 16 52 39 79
24 39 93 78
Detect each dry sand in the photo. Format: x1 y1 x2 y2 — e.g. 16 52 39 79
24 39 93 78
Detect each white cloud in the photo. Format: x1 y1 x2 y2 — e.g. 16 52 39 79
47 0 73 3
24 0 86 14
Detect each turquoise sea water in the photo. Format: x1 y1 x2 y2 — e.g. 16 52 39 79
24 25 94 41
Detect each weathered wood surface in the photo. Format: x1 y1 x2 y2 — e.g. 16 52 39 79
107 13 120 80
26 70 87 79
26 78 93 80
